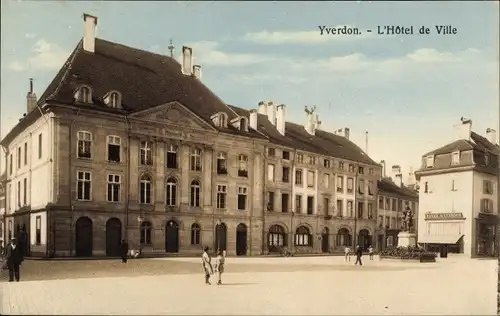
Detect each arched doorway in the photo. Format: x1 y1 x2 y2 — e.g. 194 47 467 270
268 224 287 253
321 227 330 253
165 220 179 253
105 218 122 256
215 222 227 252
358 229 371 251
75 217 93 257
236 223 247 256
336 228 351 247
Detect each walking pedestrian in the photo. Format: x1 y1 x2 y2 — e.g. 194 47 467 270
120 240 129 263
202 246 213 285
355 245 363 266
344 246 351 262
215 250 225 285
368 245 374 260
4 237 24 282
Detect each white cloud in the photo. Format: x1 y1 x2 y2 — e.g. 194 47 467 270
182 41 272 66
25 33 36 39
244 26 377 45
7 39 69 72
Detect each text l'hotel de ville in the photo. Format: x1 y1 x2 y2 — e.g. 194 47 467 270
318 25 458 36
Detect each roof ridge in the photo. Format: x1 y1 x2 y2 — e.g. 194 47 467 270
47 39 83 102
96 38 181 65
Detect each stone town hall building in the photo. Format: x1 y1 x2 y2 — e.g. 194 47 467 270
1 14 382 257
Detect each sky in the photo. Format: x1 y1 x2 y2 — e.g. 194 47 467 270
1 1 499 180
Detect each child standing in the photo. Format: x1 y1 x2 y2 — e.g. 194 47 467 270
202 246 213 285
215 250 225 285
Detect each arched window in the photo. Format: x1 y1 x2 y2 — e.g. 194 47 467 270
191 223 201 245
140 221 152 245
190 148 202 171
220 113 227 127
238 154 248 177
140 174 152 204
295 226 312 246
217 152 227 174
75 86 92 103
336 228 351 247
240 118 248 131
109 92 120 108
268 224 286 248
166 177 177 206
190 180 201 207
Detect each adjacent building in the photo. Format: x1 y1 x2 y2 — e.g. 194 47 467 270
375 163 419 251
1 14 382 258
415 119 498 257
0 172 5 245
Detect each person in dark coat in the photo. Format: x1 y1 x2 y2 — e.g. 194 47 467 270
354 245 363 266
4 238 24 282
120 240 129 263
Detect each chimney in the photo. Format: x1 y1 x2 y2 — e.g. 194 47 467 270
380 160 386 178
486 128 497 145
392 165 403 187
304 105 316 135
276 104 286 135
454 117 472 141
407 167 416 186
83 13 98 53
267 101 276 126
181 46 193 75
344 127 350 140
249 109 258 130
258 101 268 115
26 78 37 113
193 64 202 80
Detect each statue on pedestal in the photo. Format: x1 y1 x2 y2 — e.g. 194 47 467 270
401 208 414 233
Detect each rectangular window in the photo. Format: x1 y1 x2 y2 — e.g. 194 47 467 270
268 164 275 182
237 187 247 210
23 178 27 205
369 168 374 175
398 199 403 211
337 176 344 193
295 169 303 185
190 148 202 171
358 179 365 194
385 198 391 210
368 203 374 219
77 171 92 201
392 198 397 211
35 216 41 245
282 167 290 183
77 131 92 159
451 151 460 165
483 180 493 194
338 162 344 170
107 136 121 163
425 156 434 168
357 202 364 218
166 144 178 169
140 176 152 204
358 166 364 174
308 156 316 165
24 142 28 166
348 164 354 172
347 201 353 218
296 153 303 163
238 154 248 177
323 174 329 189
307 170 315 188
281 193 289 213
267 191 275 211
38 133 43 159
347 178 354 193
324 197 330 215
336 199 343 217
268 148 275 157
216 152 228 175
295 195 302 213
324 159 331 168
107 174 120 202
217 185 227 209
368 180 374 195
140 141 153 165
282 151 290 160
17 147 21 169
307 196 314 215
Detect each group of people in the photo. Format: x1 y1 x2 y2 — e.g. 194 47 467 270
344 245 375 265
1 237 25 282
202 247 225 285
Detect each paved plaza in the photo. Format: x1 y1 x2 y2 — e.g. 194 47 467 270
0 255 497 315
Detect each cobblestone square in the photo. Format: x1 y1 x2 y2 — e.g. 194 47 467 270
0 256 497 315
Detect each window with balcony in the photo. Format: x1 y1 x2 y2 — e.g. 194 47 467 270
107 136 121 163
238 154 248 177
217 152 228 175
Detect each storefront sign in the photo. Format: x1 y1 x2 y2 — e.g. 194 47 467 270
425 212 465 221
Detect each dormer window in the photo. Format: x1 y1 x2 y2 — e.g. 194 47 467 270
239 117 248 131
74 85 92 103
210 112 228 128
451 151 460 165
425 155 434 168
104 91 122 108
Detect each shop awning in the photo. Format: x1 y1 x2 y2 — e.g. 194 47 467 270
418 234 464 244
